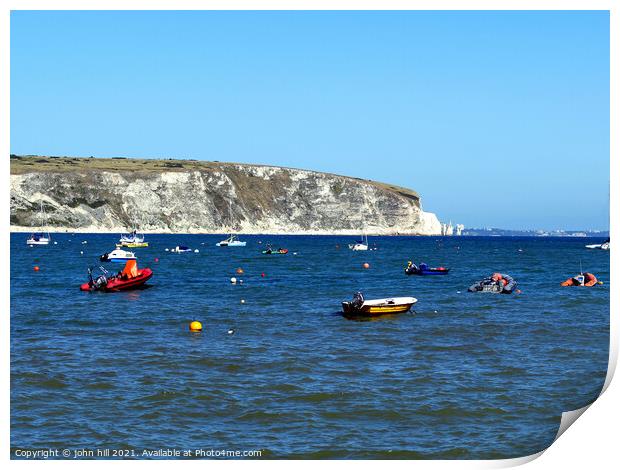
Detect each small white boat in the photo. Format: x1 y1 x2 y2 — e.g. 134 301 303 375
100 248 137 263
26 233 51 245
26 201 51 245
349 234 369 251
216 234 247 247
586 238 610 250
171 245 192 253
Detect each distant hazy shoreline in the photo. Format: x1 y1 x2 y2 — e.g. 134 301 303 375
10 227 606 238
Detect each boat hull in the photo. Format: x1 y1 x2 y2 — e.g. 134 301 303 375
342 297 417 316
117 242 149 248
349 244 368 251
80 268 153 292
26 239 50 245
405 268 450 276
217 241 247 247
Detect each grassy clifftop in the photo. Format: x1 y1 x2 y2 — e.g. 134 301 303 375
9 155 419 201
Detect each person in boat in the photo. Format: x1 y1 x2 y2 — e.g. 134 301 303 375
468 272 516 294
405 261 419 274
265 244 273 254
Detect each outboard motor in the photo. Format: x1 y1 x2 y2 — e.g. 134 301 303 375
351 292 365 310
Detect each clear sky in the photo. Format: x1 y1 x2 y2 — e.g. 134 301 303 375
10 11 610 230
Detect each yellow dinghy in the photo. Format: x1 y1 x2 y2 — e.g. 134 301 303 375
342 292 417 316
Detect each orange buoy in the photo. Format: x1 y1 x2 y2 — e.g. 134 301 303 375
362 263 370 269
33 266 40 272
236 267 244 275
189 321 202 332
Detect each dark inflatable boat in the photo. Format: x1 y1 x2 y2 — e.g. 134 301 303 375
405 262 450 276
468 273 516 294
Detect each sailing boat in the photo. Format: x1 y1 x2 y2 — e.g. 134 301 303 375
349 234 369 251
117 229 149 248
216 201 246 247
27 201 51 246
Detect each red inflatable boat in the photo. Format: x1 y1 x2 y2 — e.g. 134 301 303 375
80 260 153 292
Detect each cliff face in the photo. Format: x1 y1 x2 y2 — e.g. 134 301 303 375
10 156 441 235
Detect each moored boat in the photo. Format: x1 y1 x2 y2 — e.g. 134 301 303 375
117 230 149 248
171 245 192 253
26 201 51 245
341 292 417 316
586 238 609 250
80 260 153 292
561 272 600 287
26 232 51 246
405 261 450 276
262 244 288 255
100 248 137 263
348 234 369 251
117 241 149 248
216 234 247 247
468 273 517 294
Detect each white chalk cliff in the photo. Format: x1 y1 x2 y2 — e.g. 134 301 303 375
10 156 442 235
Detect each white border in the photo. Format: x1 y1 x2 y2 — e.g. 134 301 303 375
3 2 616 468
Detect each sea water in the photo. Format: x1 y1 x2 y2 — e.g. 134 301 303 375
10 234 610 459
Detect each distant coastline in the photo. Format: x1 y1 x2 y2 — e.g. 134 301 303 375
10 227 609 238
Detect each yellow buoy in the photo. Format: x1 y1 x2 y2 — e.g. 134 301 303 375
189 321 203 332
236 267 244 275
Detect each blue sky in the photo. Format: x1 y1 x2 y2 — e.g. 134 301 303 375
10 11 609 230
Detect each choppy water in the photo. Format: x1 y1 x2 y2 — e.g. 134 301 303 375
10 234 609 459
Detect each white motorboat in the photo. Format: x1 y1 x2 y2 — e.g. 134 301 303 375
216 234 247 247
171 245 192 253
586 238 610 250
100 248 137 263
